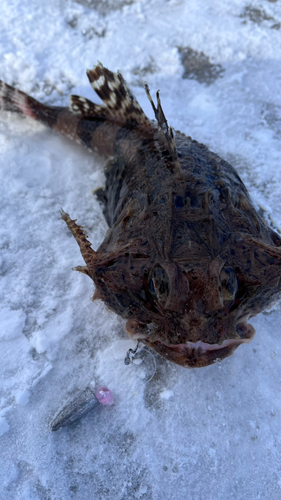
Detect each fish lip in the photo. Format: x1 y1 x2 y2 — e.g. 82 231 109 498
126 317 256 367
162 321 256 352
174 336 254 353
141 321 256 368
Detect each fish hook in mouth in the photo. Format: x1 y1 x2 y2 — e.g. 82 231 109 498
124 340 141 365
125 318 256 368
145 322 256 368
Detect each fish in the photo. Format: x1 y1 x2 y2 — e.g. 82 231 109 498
1 62 281 369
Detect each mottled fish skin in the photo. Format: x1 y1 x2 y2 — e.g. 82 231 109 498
1 63 281 369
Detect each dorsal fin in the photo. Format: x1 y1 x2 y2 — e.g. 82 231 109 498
85 62 151 128
69 63 182 174
69 95 107 117
144 84 182 174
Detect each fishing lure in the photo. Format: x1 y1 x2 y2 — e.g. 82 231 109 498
51 386 114 431
1 63 281 369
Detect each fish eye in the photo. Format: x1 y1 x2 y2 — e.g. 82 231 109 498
220 267 238 300
149 266 169 304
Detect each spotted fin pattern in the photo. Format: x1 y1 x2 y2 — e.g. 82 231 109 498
69 95 107 118
85 62 151 128
84 63 181 171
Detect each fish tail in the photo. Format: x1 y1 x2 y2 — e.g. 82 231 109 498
0 80 104 149
0 78 135 156
0 80 66 127
0 64 155 157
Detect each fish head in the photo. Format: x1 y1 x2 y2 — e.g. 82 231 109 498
124 256 258 367
92 249 260 367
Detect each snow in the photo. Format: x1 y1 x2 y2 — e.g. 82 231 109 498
0 0 281 498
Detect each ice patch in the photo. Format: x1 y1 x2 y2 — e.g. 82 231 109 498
0 307 26 340
30 306 73 356
111 339 136 361
15 389 30 406
160 389 174 400
0 417 9 436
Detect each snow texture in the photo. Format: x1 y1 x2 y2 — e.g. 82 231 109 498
1 0 281 499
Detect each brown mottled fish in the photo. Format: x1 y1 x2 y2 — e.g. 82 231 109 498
1 63 281 369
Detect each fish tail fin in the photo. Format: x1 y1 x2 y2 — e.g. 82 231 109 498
0 80 66 127
0 80 90 147
0 80 37 118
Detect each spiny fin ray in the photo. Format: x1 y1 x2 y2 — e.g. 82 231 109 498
72 265 90 276
60 209 96 267
145 84 182 174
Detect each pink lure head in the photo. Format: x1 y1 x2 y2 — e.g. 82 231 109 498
95 387 114 406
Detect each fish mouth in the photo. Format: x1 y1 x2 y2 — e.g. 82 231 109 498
126 318 256 368
145 322 256 368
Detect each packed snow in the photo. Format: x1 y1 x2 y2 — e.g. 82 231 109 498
1 0 281 498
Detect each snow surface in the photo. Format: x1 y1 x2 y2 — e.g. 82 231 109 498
1 0 281 498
